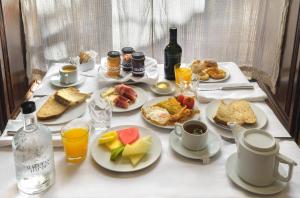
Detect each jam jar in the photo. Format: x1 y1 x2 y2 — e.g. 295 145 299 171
107 51 121 78
121 47 135 72
132 52 145 77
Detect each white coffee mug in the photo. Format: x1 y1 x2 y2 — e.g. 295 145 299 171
174 120 208 150
60 65 78 84
237 129 297 186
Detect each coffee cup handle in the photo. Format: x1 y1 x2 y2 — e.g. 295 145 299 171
275 153 297 182
174 123 183 137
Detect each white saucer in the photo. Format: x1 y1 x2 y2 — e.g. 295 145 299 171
169 130 222 160
150 82 175 96
226 153 288 195
50 75 86 88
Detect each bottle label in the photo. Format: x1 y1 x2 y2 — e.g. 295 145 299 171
14 145 55 178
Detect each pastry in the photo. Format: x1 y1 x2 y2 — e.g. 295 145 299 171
205 68 226 79
198 70 209 81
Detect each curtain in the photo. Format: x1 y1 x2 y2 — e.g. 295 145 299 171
21 0 289 93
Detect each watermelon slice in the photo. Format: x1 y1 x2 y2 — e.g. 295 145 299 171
117 127 140 145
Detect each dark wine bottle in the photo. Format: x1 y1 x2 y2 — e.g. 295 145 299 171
164 27 182 80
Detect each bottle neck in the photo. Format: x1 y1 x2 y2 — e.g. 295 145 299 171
23 112 38 132
170 30 177 44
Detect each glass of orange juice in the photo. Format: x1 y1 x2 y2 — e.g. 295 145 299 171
174 63 192 87
61 118 89 163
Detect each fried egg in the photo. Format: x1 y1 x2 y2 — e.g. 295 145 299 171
143 106 170 125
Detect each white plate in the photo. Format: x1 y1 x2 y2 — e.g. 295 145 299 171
150 82 175 96
169 130 222 160
90 125 162 172
93 85 148 113
50 74 86 88
205 100 268 139
197 67 230 83
98 56 158 84
226 153 287 195
35 96 87 125
141 96 200 129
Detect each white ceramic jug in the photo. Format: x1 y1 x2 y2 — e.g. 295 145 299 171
228 122 297 186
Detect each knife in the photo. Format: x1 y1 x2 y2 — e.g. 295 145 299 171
198 84 254 91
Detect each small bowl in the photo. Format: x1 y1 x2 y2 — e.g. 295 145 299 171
151 81 174 95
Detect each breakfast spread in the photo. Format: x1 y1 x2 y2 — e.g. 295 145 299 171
191 59 226 80
141 95 199 126
98 127 152 166
100 84 137 109
213 100 257 126
37 87 89 120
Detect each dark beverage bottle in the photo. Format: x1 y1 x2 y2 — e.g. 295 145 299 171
164 27 182 80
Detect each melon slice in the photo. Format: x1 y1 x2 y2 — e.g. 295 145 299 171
117 127 140 145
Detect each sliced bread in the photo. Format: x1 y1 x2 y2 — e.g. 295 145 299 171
213 100 256 126
54 87 90 106
37 96 69 120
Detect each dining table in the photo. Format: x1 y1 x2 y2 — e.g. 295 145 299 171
1 62 300 198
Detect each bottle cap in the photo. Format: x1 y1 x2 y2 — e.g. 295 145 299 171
170 27 177 40
107 51 121 58
132 52 145 59
170 27 177 33
21 101 36 114
121 47 135 54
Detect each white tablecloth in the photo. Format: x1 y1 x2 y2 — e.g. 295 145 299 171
1 63 299 198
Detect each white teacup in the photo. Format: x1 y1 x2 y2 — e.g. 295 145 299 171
228 123 298 187
60 65 78 84
174 120 208 150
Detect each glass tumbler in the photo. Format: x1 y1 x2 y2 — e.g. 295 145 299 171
61 118 89 163
88 97 112 133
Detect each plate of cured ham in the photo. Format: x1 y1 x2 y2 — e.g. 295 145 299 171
93 84 148 112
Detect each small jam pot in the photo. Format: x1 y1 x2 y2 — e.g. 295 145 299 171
132 52 145 77
107 51 121 78
121 47 135 72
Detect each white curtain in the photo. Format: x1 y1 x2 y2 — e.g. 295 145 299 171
21 0 289 93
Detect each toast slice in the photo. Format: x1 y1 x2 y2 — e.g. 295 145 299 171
213 100 256 126
37 96 69 120
54 87 90 106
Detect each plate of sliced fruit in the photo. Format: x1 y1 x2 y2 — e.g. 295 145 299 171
90 125 162 172
141 95 200 129
93 84 148 113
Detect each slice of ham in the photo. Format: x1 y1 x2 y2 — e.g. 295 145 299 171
114 95 130 109
115 84 137 102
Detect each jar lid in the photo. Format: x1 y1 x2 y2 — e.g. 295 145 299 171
107 51 120 58
243 130 276 152
21 101 36 114
132 52 145 59
121 47 134 54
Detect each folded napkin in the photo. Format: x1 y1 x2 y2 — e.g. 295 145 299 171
0 120 63 147
196 82 267 103
0 135 62 147
99 56 159 85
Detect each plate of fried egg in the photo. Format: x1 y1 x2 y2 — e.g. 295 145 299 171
141 95 200 129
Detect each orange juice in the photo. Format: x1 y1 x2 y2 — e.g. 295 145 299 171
62 128 89 163
175 67 192 85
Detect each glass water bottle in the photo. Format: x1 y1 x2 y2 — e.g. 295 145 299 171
12 101 55 194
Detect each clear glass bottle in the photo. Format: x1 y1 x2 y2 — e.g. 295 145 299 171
12 101 55 194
